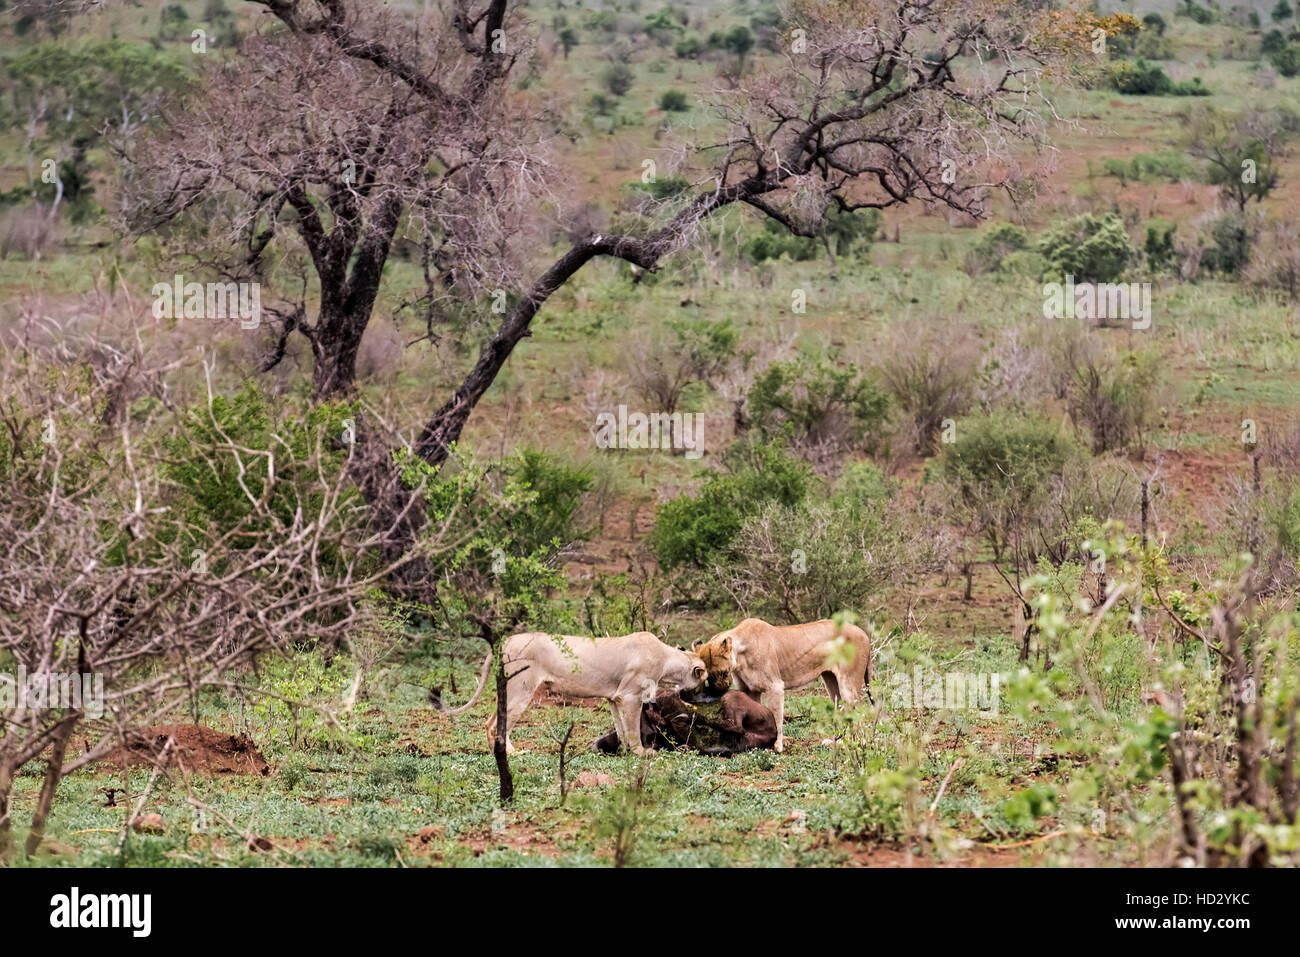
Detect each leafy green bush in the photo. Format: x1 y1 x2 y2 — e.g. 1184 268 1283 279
1144 219 1177 271
602 62 634 96
1262 29 1288 56
158 2 190 39
649 438 811 569
1110 59 1211 96
1036 212 1137 283
744 217 820 262
940 412 1080 557
746 356 891 459
674 36 702 58
630 174 692 201
1269 43 1300 77
1175 0 1218 24
729 463 947 620
962 221 1029 275
1110 58 1172 94
161 385 358 560
503 449 595 552
822 205 882 258
1198 210 1252 274
658 89 689 112
1102 151 1193 184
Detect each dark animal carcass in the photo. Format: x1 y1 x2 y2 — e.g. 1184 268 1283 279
591 688 777 757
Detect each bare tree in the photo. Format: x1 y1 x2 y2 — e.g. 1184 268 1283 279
124 0 1098 565
0 317 444 858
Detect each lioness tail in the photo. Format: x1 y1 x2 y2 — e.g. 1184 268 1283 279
431 653 493 715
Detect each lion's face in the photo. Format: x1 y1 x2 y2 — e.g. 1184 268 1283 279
693 634 734 693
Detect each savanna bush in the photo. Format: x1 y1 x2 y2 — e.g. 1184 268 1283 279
658 89 689 111
961 220 1028 276
1036 212 1137 283
940 412 1081 559
878 332 978 457
744 217 820 263
746 355 890 465
649 438 811 570
728 462 950 620
1059 342 1164 454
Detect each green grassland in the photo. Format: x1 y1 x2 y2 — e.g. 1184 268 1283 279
2 0 1299 867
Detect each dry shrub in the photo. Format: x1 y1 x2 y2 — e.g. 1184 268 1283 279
0 206 57 261
878 328 979 457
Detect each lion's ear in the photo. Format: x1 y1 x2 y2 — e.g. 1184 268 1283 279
718 635 732 655
691 638 703 651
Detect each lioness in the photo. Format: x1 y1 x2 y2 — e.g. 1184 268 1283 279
435 631 708 755
698 618 872 752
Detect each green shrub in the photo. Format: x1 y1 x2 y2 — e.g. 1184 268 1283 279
822 205 882 258
1036 212 1136 283
1144 219 1177 271
1175 0 1218 24
649 438 811 569
1110 58 1172 95
602 62 634 96
963 221 1029 275
502 449 595 552
674 36 702 58
940 412 1080 556
1269 43 1300 77
1198 211 1252 274
160 385 358 560
744 217 819 262
631 174 692 201
747 356 891 459
729 463 945 620
1262 28 1288 56
658 89 689 112
1102 151 1194 184
1110 60 1212 96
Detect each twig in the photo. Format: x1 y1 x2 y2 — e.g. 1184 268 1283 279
986 830 1066 850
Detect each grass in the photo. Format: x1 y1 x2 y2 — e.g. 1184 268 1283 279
10 628 1098 868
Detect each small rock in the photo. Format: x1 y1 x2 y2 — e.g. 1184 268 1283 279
130 814 165 835
418 825 444 843
245 835 274 852
573 771 614 788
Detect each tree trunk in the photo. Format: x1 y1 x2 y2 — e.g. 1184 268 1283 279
493 649 514 804
311 307 364 400
0 754 14 860
24 716 77 858
415 242 603 466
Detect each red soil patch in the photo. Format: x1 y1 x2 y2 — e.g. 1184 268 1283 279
834 839 1021 868
101 724 270 776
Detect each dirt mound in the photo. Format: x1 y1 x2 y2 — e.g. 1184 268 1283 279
102 724 270 776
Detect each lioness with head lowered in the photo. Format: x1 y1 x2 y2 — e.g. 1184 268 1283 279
436 631 708 755
698 618 872 752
